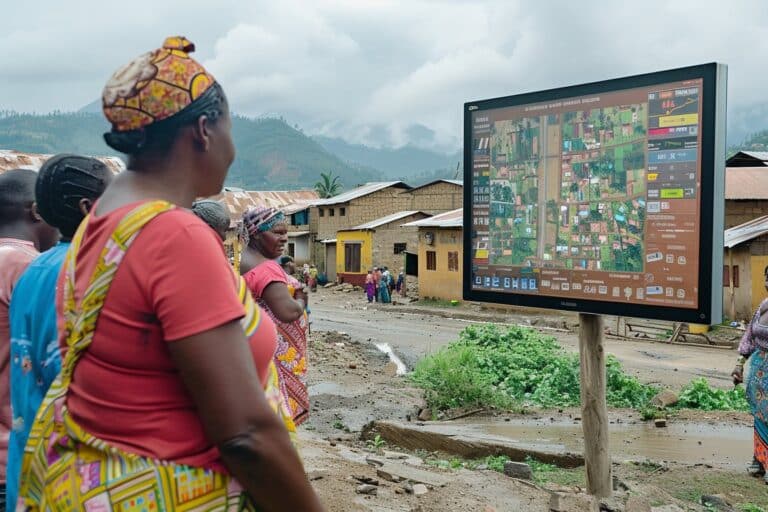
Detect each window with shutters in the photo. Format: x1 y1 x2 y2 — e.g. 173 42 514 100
344 243 361 273
426 251 437 271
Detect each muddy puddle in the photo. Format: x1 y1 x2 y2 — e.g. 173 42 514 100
422 418 752 468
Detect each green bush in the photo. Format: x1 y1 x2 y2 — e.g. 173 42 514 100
413 324 657 411
411 344 515 411
412 324 749 414
676 378 749 411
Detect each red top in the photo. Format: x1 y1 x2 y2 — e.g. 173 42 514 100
62 203 277 472
0 239 38 482
244 260 288 298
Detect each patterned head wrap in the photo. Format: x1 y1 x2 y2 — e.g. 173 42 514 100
243 206 286 237
102 36 216 132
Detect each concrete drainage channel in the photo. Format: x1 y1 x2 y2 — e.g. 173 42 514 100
374 342 409 375
362 417 752 469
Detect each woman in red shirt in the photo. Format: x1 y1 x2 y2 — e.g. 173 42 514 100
243 207 310 426
18 37 324 511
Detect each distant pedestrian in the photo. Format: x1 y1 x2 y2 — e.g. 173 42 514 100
308 264 318 292
364 270 376 303
373 267 382 302
733 267 768 484
397 269 406 297
378 270 391 304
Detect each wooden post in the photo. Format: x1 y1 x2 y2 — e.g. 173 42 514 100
729 248 735 321
578 313 612 498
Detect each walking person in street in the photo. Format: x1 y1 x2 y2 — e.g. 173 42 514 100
397 268 407 297
378 267 392 304
0 169 58 509
243 207 310 426
17 36 323 511
373 266 382 302
309 264 318 292
365 270 376 303
733 266 768 484
7 155 112 510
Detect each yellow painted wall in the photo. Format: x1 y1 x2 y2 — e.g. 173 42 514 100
750 255 768 315
418 227 463 301
336 230 373 277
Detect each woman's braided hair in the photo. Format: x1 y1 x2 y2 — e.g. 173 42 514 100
35 154 112 237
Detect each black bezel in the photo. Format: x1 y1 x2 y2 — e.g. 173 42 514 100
463 63 723 323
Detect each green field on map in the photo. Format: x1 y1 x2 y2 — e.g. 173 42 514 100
488 105 648 272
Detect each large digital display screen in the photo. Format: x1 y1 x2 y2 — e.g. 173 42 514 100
464 64 727 324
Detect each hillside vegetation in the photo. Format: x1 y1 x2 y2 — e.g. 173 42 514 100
0 112 379 189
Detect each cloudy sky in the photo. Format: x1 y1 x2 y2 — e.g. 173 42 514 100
1 0 766 150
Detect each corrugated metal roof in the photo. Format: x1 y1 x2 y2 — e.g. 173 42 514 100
0 149 125 174
725 167 768 199
312 181 411 206
211 188 318 225
743 151 768 161
282 202 311 215
248 190 318 207
727 151 768 167
725 215 768 248
403 208 463 228
404 179 463 193
345 211 427 231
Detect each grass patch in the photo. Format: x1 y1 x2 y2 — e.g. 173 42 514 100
525 456 585 487
417 298 461 308
622 464 768 510
424 454 584 486
411 324 750 414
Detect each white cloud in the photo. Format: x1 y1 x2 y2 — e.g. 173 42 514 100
1 0 767 148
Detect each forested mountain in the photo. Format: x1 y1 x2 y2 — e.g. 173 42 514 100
0 112 379 189
314 135 461 179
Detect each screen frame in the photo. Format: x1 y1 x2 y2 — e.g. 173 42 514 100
463 63 727 324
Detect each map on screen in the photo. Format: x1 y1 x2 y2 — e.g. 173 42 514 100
468 75 717 313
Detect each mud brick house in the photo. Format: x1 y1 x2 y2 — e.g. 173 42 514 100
282 203 312 264
403 208 464 301
309 180 464 279
309 182 413 279
335 211 430 285
400 179 463 213
716 152 768 320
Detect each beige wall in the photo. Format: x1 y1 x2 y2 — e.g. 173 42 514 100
725 200 768 228
310 186 412 262
369 213 429 272
723 246 753 321
418 227 463 301
401 182 463 214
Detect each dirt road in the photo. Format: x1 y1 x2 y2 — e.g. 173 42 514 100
310 288 740 389
301 326 764 511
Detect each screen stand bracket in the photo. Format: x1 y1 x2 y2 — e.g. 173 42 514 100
578 313 612 498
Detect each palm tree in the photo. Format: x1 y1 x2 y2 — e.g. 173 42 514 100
315 172 343 198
